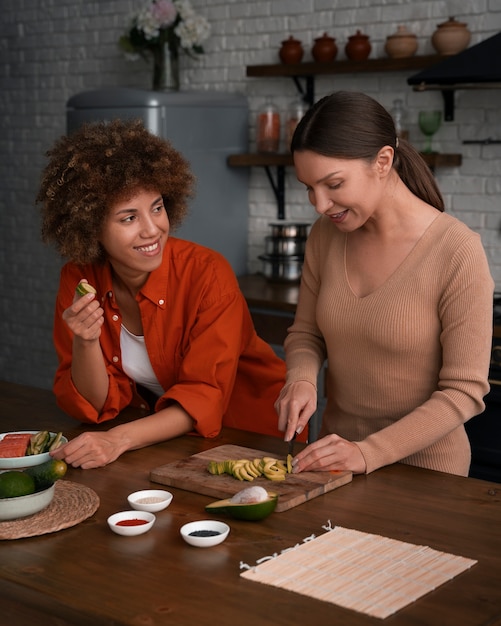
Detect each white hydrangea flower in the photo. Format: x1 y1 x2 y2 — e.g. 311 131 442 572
136 7 161 40
175 14 211 49
121 0 210 56
174 0 194 20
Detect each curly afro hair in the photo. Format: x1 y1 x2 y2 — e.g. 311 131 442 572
36 118 195 265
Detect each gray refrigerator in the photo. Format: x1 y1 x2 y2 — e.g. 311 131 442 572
66 88 249 275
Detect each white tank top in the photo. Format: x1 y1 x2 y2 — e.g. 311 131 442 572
120 325 165 398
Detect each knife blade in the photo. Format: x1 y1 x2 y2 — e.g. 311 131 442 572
287 432 297 457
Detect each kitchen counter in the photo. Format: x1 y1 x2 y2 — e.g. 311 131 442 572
237 273 299 312
238 273 298 344
0 380 500 625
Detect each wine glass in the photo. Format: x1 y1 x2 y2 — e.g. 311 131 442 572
418 110 442 154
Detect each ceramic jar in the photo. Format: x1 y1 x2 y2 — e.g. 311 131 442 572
384 25 418 59
345 30 371 61
256 99 281 153
279 36 304 64
431 17 471 55
285 98 307 149
311 33 338 62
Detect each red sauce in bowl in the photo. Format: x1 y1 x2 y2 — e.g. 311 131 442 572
116 519 149 526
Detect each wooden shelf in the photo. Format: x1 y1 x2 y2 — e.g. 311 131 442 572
237 54 462 217
228 152 462 219
419 153 462 168
228 154 293 167
246 54 451 115
228 154 290 219
246 55 443 78
228 152 462 169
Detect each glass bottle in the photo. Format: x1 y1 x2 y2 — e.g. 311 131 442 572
285 98 307 151
256 98 281 153
390 98 409 141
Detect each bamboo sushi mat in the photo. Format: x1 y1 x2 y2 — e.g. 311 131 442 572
240 523 477 619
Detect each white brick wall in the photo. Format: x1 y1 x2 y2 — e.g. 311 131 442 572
1 0 500 388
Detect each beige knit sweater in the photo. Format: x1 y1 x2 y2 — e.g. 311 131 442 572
284 212 494 475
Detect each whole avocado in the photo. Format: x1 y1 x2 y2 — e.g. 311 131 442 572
25 459 67 491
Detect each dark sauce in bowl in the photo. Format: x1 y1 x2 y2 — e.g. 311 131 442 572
188 529 221 537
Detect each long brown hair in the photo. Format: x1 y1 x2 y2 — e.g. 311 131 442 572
291 91 444 212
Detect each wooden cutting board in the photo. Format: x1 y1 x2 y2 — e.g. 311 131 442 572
150 444 352 512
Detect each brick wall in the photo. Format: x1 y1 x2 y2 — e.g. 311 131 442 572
1 0 500 389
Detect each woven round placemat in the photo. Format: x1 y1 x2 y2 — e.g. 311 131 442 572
0 480 99 540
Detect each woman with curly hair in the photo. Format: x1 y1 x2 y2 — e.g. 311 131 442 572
37 118 287 469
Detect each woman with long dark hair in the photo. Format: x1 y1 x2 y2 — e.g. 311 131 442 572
276 91 493 476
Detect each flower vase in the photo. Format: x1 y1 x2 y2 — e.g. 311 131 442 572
152 44 180 91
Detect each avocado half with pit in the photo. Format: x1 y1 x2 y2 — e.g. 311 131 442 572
205 491 278 521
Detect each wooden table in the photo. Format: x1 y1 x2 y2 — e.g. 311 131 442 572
1 381 500 626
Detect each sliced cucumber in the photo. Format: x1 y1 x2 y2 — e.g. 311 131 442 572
75 282 97 297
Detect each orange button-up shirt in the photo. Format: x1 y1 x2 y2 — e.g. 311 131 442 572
53 238 286 439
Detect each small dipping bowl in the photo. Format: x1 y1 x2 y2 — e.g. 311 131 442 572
180 520 230 547
127 489 173 513
107 510 156 536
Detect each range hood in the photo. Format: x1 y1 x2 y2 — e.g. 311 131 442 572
407 32 501 120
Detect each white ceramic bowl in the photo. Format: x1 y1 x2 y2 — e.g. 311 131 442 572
0 431 68 470
0 483 55 521
180 520 230 547
107 510 156 536
127 489 173 513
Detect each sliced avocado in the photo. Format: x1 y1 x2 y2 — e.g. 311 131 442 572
205 492 278 521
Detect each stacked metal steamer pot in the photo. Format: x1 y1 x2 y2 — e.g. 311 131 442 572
259 222 311 282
